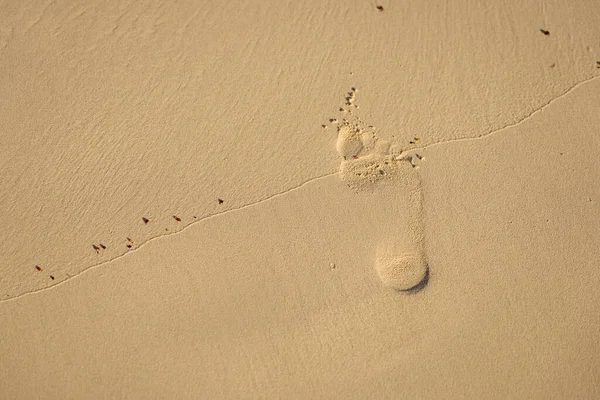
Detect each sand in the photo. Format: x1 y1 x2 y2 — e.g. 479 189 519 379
1 0 600 398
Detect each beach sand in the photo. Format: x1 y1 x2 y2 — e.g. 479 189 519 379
1 0 599 398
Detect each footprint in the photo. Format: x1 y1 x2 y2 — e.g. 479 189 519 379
372 159 429 293
328 95 430 291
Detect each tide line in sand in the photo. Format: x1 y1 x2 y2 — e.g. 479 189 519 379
15 72 600 302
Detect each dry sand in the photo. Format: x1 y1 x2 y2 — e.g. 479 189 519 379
1 0 600 398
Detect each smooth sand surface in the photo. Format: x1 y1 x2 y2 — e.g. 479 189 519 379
1 1 600 398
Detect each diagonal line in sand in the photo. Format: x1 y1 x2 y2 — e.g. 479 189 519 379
2 73 599 303
401 73 600 157
1 172 339 303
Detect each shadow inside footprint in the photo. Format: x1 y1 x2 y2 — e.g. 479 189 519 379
398 265 429 294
